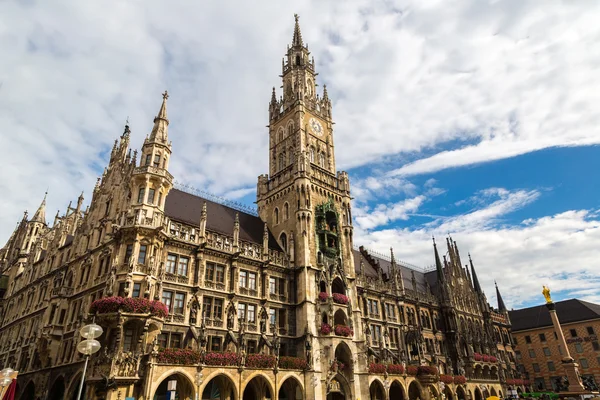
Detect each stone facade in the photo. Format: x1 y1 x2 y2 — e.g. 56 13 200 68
0 15 519 400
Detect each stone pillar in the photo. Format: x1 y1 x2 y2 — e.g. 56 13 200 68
543 286 586 393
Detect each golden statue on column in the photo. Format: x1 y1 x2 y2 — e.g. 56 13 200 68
542 285 552 304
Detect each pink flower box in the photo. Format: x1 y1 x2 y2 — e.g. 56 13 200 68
332 293 349 305
387 364 404 375
157 348 201 364
369 363 386 374
246 354 276 369
334 325 353 337
473 352 482 361
454 375 466 384
440 375 454 384
318 292 329 302
90 296 169 318
204 352 240 367
407 366 418 376
278 356 308 370
320 323 332 335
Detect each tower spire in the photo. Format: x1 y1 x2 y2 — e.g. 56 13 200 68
495 281 507 312
433 237 444 282
31 192 47 224
469 253 482 293
292 14 303 47
149 91 170 143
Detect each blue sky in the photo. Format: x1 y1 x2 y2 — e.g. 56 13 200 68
1 0 600 309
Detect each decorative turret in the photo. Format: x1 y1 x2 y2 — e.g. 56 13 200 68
495 281 507 313
31 192 47 224
469 253 482 294
433 237 444 282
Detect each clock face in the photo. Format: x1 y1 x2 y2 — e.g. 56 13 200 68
309 118 323 136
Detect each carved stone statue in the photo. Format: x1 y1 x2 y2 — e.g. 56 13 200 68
144 274 153 298
542 285 552 304
190 302 198 325
105 267 116 296
227 304 236 330
305 333 313 367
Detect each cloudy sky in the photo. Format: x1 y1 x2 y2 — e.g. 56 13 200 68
1 0 599 309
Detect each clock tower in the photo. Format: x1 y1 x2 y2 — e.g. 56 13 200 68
257 15 355 342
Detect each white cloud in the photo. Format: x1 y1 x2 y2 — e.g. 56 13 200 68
354 186 600 308
354 195 426 230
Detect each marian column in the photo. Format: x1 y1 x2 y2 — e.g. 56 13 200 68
542 286 586 393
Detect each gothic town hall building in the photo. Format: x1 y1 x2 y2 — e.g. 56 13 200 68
0 16 519 400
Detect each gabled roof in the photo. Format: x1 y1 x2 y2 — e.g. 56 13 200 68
164 189 281 250
509 299 600 332
352 248 432 294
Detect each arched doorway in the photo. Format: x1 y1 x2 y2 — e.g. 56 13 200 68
202 374 237 400
408 381 421 400
242 375 272 400
334 342 353 377
474 387 482 400
278 377 303 400
456 386 466 400
48 376 65 400
369 380 385 400
390 381 405 400
326 374 350 400
19 380 35 400
490 388 497 397
154 373 195 400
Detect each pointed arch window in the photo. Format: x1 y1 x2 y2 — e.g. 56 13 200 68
283 203 289 220
287 122 294 136
278 153 285 170
279 232 288 252
309 147 315 163
278 128 284 142
289 149 294 165
318 152 326 167
274 208 280 225
153 154 160 168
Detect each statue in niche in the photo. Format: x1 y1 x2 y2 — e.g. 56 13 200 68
105 267 116 296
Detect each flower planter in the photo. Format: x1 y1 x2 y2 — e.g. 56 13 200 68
369 363 386 374
407 366 418 376
246 354 276 369
91 296 169 318
332 293 349 305
334 325 353 337
157 348 201 364
320 323 332 335
387 364 404 375
278 357 308 370
204 352 240 367
454 375 466 385
318 292 329 302
440 375 454 384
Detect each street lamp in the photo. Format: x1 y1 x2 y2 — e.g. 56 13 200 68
76 323 103 400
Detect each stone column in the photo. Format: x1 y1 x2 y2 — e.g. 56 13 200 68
543 286 586 393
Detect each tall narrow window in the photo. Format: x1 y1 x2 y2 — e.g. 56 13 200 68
178 257 189 276
153 154 160 168
145 154 151 166
274 208 279 225
203 297 213 318
215 265 225 283
214 299 223 320
284 203 289 220
239 271 248 288
174 293 185 314
147 188 155 205
157 192 163 207
309 147 315 163
123 328 135 352
166 254 177 274
137 188 145 203
247 305 256 323
205 263 215 281
248 273 256 291
132 283 141 298
125 245 133 264
138 245 147 264
280 233 287 252
162 291 173 311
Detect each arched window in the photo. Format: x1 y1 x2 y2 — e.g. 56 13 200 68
287 122 294 136
319 152 326 167
296 54 301 65
278 128 284 142
283 203 289 220
309 147 315 163
274 208 279 225
278 153 285 170
289 148 294 164
279 232 288 252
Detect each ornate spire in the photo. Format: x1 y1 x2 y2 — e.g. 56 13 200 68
292 14 303 47
433 237 444 282
149 91 170 143
31 192 47 224
495 281 507 312
271 87 277 104
469 253 482 293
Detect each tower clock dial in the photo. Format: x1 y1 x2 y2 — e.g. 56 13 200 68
309 118 323 136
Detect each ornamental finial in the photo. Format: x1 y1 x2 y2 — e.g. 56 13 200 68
542 285 552 304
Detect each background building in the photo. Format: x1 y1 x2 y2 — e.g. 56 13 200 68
509 299 600 392
0 15 519 400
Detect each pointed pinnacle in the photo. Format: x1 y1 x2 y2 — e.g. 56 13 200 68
292 14 303 47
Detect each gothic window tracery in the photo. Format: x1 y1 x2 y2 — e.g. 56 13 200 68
309 147 315 163
279 232 288 252
283 203 289 220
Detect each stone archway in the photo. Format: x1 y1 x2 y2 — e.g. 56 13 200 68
19 380 35 400
242 375 272 400
278 376 303 400
326 373 351 400
369 380 385 400
48 376 65 400
154 373 195 400
490 388 497 397
444 386 454 400
332 278 345 294
474 387 483 400
202 374 237 400
390 380 405 400
408 381 422 400
456 386 466 400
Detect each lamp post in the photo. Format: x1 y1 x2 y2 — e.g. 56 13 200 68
75 323 103 400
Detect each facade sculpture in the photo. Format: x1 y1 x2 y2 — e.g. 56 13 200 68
0 15 519 400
